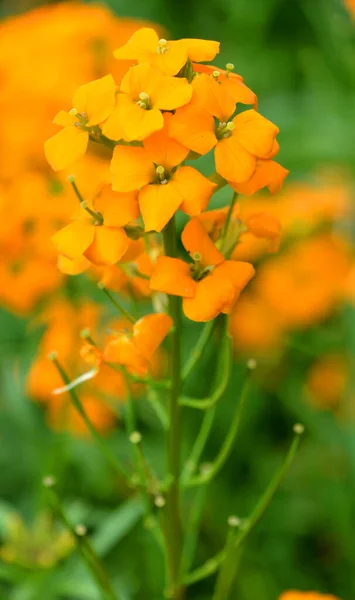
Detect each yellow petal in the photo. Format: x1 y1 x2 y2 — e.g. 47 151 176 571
52 221 95 259
114 27 158 60
111 146 154 192
93 186 139 226
233 109 279 158
180 38 220 62
58 255 91 275
139 182 183 232
84 226 129 266
45 127 88 172
72 74 116 126
53 110 77 127
152 75 192 110
171 166 216 216
214 136 256 183
150 256 196 297
183 276 235 322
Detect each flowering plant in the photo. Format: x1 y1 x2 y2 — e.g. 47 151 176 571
42 26 308 600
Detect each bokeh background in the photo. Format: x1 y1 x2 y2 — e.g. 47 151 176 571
1 0 355 599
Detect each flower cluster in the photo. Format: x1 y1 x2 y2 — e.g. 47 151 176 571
46 26 289 329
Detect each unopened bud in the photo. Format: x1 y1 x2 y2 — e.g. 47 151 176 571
75 524 87 536
43 475 56 488
247 358 257 370
129 431 142 444
154 495 166 508
228 515 241 528
293 423 305 435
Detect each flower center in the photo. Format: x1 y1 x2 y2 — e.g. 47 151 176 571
71 108 89 129
156 165 169 185
215 120 235 140
136 92 151 110
189 253 214 281
157 38 169 54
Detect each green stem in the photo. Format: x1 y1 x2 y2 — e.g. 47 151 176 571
220 192 238 244
212 530 242 600
182 320 215 381
162 216 184 599
45 480 119 600
181 484 208 576
98 285 136 323
183 425 304 587
184 374 251 488
180 331 232 410
182 408 216 482
146 388 169 430
50 356 129 483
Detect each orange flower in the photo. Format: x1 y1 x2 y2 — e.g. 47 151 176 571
104 313 173 374
113 27 219 76
170 103 279 183
110 116 216 231
102 63 192 141
150 218 255 322
279 593 339 600
52 184 139 266
306 355 348 411
44 75 116 171
193 63 257 108
231 211 281 262
230 158 289 196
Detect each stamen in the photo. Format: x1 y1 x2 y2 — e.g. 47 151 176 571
136 91 150 110
225 62 235 74
156 165 168 184
69 107 78 116
193 252 201 262
157 38 169 54
212 70 220 80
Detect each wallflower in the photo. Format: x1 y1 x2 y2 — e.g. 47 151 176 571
170 101 279 183
110 116 216 231
230 157 289 196
44 75 116 171
113 27 219 76
306 355 348 411
102 64 192 141
193 63 257 108
104 313 173 373
150 217 255 321
52 184 139 265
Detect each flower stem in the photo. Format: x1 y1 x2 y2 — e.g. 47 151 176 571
50 355 129 483
162 216 184 599
98 284 136 323
221 192 238 244
44 477 119 600
182 320 215 381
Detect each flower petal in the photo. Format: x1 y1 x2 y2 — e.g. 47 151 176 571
152 75 192 110
183 275 235 322
191 74 235 121
72 74 116 126
52 221 95 259
180 38 220 62
93 185 140 226
139 182 183 232
215 135 256 183
53 110 77 127
84 226 129 266
144 113 189 169
181 217 224 267
111 146 154 192
230 159 289 196
150 256 196 297
58 255 91 275
212 260 255 295
170 105 216 155
120 100 164 141
133 313 173 359
233 109 279 158
114 27 159 60
171 166 216 216
44 127 88 172
104 336 148 374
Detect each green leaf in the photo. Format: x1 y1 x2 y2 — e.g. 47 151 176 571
92 496 144 556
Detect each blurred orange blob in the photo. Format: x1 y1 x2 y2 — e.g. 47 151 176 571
306 355 348 411
279 592 339 600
